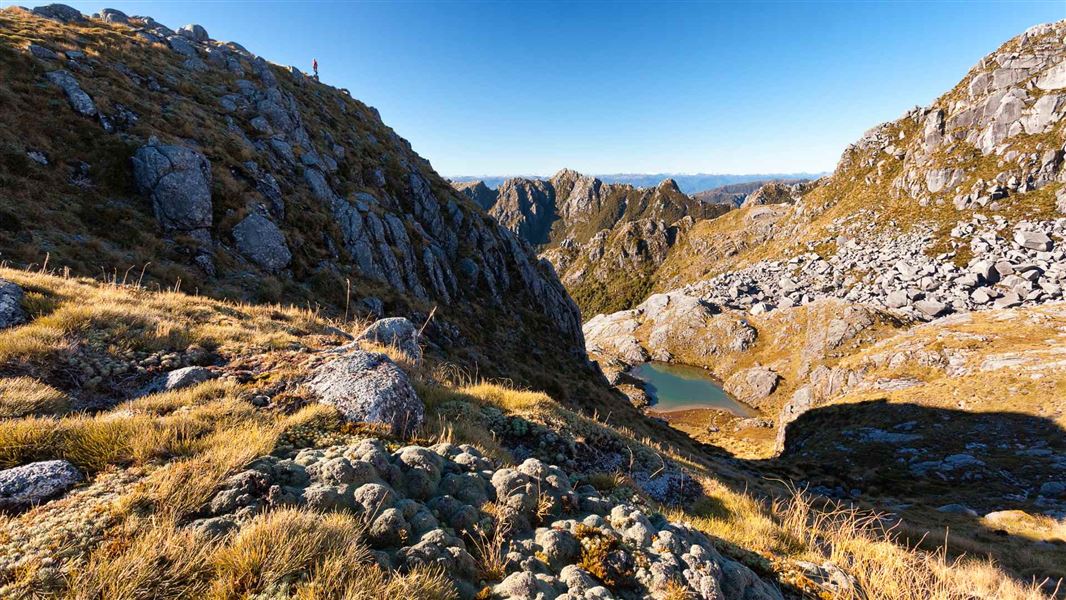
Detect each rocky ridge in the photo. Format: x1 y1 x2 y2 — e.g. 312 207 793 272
1 4 585 388
456 171 733 315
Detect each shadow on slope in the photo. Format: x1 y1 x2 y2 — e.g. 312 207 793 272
751 399 1066 587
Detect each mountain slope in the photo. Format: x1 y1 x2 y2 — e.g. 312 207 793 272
0 5 591 398
583 21 1066 587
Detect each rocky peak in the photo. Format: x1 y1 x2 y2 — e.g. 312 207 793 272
831 20 1066 214
451 179 497 210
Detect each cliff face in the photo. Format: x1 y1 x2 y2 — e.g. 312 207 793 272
0 5 587 386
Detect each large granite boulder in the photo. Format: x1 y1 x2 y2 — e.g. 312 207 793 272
98 8 129 24
131 141 213 235
0 460 83 511
309 350 424 435
232 213 291 272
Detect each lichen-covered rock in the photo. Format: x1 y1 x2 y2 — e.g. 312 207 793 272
0 460 83 511
308 350 424 435
131 142 213 235
232 212 291 272
194 437 781 600
357 317 421 361
45 70 96 117
0 280 27 330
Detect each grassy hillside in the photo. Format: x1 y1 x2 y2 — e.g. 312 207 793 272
0 267 1055 599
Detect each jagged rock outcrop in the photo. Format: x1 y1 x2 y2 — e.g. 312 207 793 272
490 177 557 245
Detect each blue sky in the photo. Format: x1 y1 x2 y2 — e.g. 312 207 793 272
17 1 1066 176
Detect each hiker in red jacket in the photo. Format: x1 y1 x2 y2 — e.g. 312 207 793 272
312 58 319 79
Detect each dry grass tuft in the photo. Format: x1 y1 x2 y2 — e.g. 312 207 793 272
0 376 70 417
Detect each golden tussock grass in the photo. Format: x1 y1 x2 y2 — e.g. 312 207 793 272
676 480 1056 600
0 376 70 417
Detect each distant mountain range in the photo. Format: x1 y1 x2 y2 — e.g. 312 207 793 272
448 173 826 194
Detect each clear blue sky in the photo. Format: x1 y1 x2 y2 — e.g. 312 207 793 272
17 1 1066 176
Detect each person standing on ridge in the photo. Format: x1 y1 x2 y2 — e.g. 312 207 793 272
312 58 319 80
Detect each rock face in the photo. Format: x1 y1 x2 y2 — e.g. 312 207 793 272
0 460 83 511
193 438 783 600
131 142 213 237
232 213 291 272
309 351 424 435
0 280 27 330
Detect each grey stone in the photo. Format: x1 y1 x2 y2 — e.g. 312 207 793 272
28 44 58 60
0 460 83 511
32 4 86 23
45 70 96 117
232 213 291 272
1014 230 1053 251
178 24 209 42
142 366 216 395
166 35 198 58
99 8 129 24
0 280 28 330
357 317 421 361
308 350 424 435
132 142 213 234
914 299 949 318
